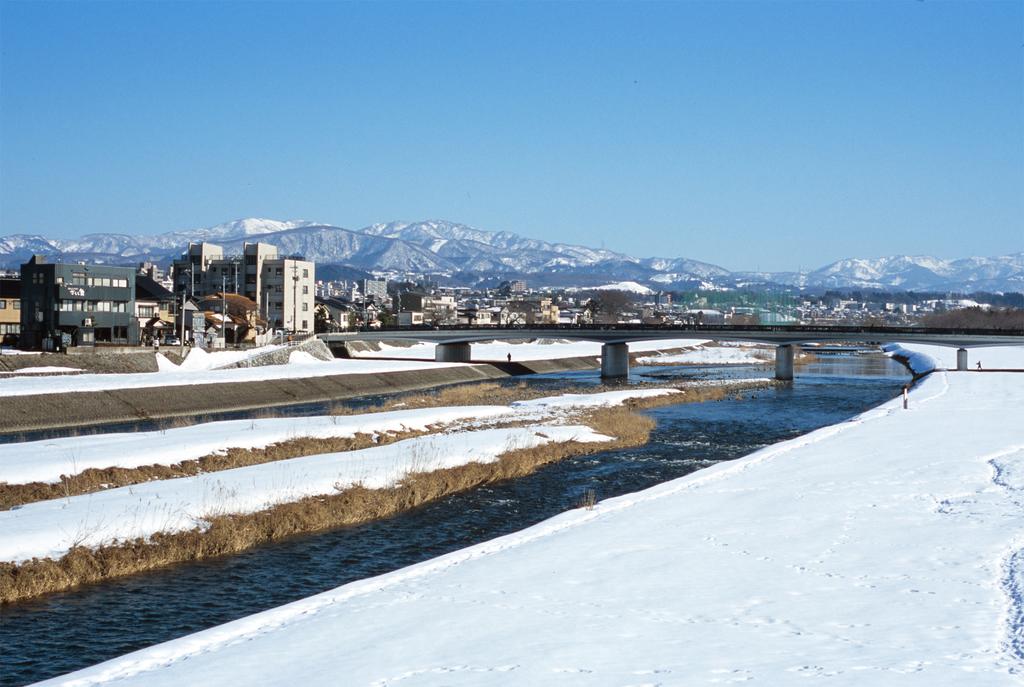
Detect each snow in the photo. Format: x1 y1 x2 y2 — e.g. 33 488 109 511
637 345 772 365
174 344 287 371
0 389 678 485
287 350 322 365
561 281 656 295
0 366 82 375
0 347 40 355
0 340 713 396
511 388 679 411
885 343 1024 374
591 281 654 295
39 365 1024 685
353 338 710 362
0 356 460 397
0 425 611 565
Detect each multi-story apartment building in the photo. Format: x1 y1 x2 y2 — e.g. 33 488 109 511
173 242 224 298
173 242 315 332
208 241 277 304
19 256 138 349
397 292 457 326
362 278 388 303
261 257 315 332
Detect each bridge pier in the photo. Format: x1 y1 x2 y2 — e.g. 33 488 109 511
435 342 472 363
775 344 794 381
957 348 968 371
601 343 630 379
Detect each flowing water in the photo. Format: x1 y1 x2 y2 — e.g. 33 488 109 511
0 355 909 686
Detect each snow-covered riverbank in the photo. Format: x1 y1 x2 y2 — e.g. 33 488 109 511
37 347 1024 685
0 389 679 485
637 342 773 365
0 354 463 397
0 338 710 398
0 389 683 564
0 425 615 565
886 342 1024 375
350 338 710 361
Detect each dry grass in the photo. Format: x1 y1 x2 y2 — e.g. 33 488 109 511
328 381 569 416
0 405 655 604
794 346 819 368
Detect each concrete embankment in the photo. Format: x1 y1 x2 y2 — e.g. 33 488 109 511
0 356 602 434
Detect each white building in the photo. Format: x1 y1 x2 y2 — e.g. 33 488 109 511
363 278 388 303
261 257 315 333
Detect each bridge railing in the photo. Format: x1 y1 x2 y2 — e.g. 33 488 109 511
338 323 1024 337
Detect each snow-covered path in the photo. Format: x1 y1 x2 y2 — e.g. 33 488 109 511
39 364 1024 684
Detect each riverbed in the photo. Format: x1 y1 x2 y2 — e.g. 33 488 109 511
0 355 909 686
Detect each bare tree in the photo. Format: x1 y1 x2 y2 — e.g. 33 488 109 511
586 291 634 324
922 307 1024 330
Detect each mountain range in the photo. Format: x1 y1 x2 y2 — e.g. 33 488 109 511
1 218 1021 293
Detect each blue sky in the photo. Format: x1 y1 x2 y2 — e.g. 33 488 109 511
1 0 1021 271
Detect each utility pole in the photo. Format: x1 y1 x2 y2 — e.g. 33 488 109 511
222 273 227 348
291 262 299 335
179 291 186 357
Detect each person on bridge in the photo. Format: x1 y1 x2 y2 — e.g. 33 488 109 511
977 361 983 370
507 352 512 363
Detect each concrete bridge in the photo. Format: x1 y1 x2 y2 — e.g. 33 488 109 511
320 324 1024 380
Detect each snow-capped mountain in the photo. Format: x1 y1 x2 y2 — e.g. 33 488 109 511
798 254 1024 292
0 218 1020 293
150 218 319 249
362 220 639 273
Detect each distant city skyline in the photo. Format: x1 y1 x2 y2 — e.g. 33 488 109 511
1 0 1021 272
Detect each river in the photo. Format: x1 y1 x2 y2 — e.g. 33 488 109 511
0 354 909 686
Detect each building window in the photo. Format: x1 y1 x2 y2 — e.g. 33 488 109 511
71 273 86 286
13 301 20 309
302 269 309 278
0 301 5 310
302 320 308 330
302 285 308 294
139 305 156 317
113 301 126 313
302 302 308 312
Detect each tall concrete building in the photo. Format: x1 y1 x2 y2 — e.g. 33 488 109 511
173 242 314 332
261 257 315 332
173 242 223 298
242 242 277 303
363 278 388 303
